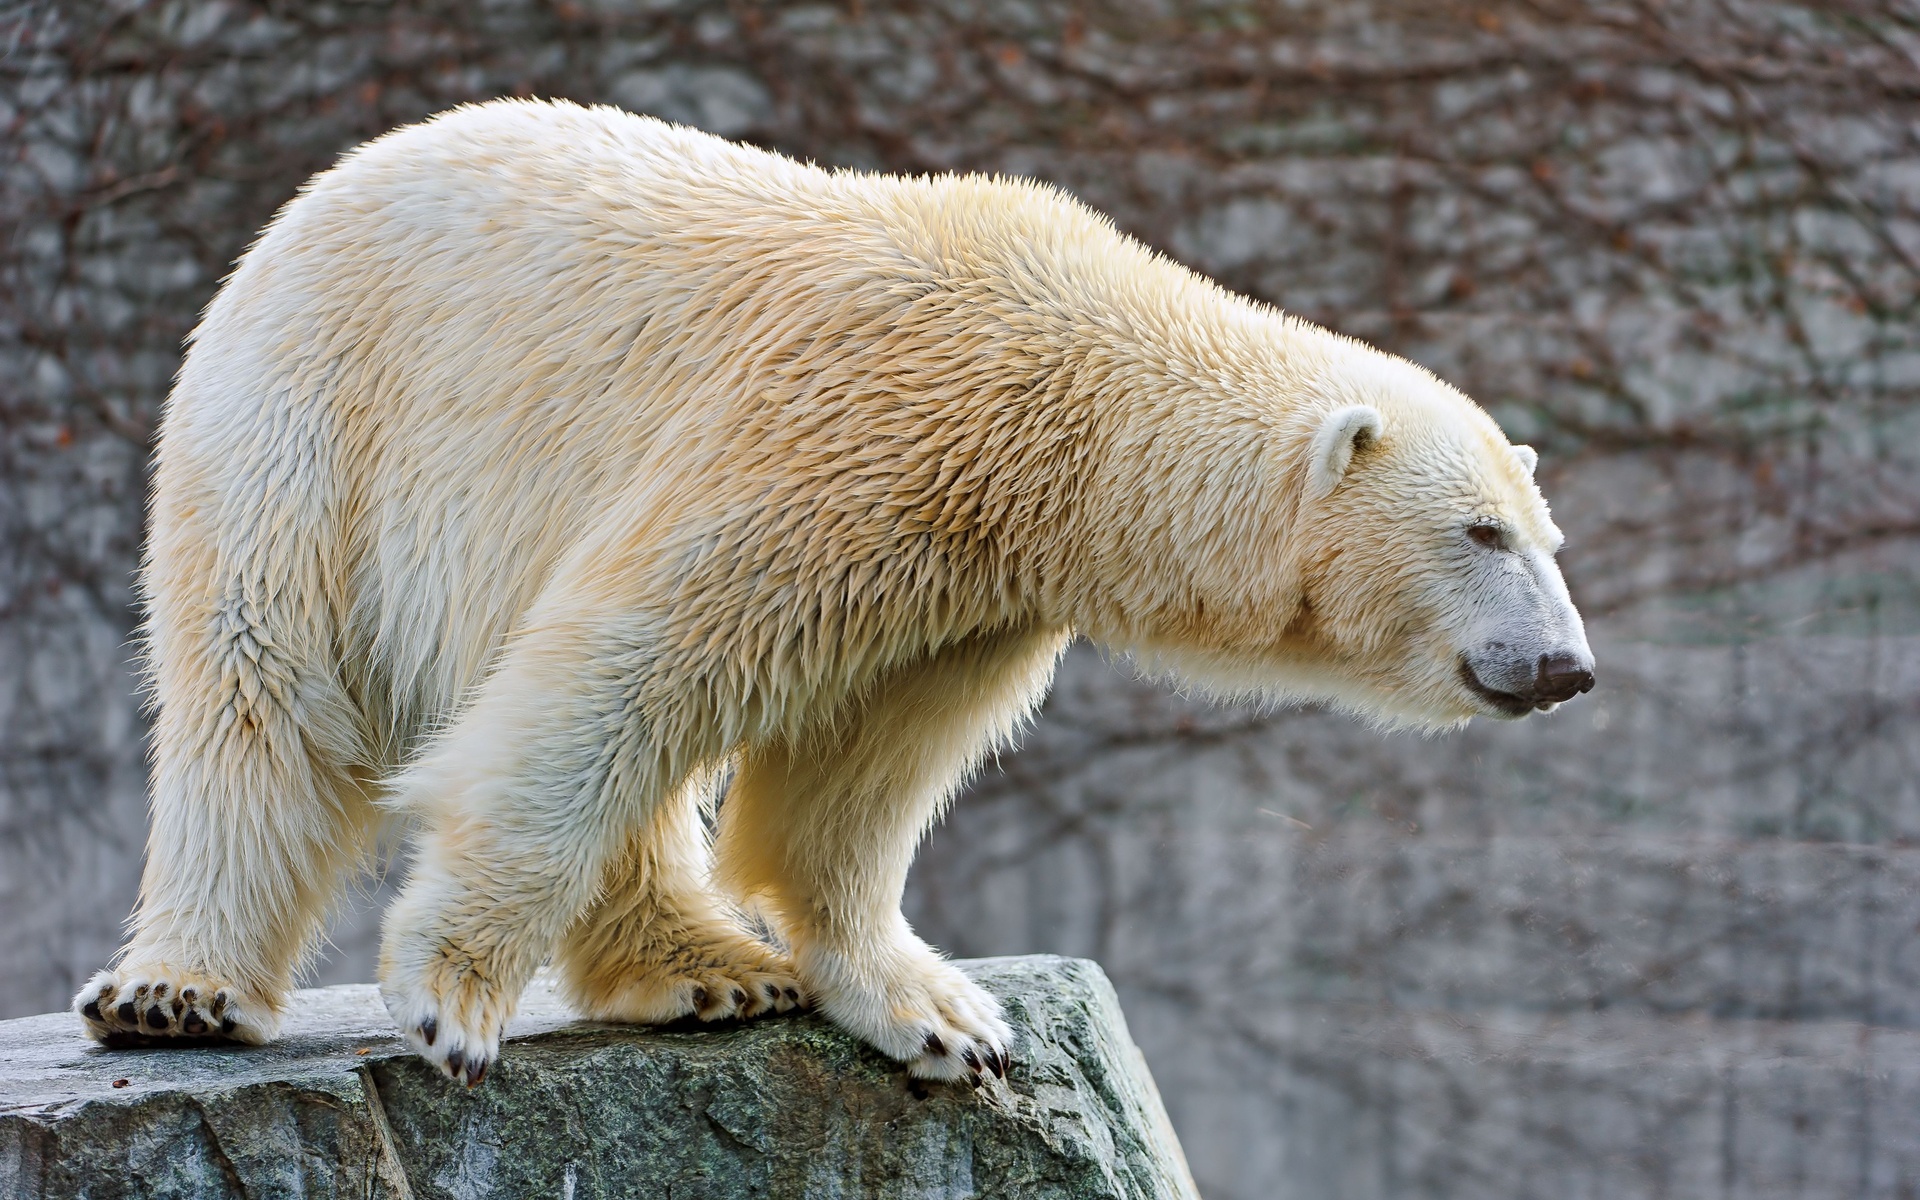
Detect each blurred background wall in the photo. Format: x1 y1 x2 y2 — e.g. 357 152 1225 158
5 2 1920 1197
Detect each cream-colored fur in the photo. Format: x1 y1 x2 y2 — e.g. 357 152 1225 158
75 99 1589 1084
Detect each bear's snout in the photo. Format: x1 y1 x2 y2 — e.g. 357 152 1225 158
1460 649 1595 716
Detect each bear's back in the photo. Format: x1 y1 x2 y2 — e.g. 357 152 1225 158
159 102 1149 748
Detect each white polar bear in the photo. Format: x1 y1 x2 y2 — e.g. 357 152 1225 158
75 99 1592 1086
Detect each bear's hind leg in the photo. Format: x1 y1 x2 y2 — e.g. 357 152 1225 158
554 764 805 1025
715 626 1069 1082
75 586 380 1049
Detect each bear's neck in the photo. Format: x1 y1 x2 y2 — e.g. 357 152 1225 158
999 275 1326 660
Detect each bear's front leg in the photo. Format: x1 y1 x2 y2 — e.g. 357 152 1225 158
378 615 688 1086
716 627 1069 1082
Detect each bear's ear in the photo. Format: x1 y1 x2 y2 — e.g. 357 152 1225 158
1511 444 1539 475
1308 405 1383 500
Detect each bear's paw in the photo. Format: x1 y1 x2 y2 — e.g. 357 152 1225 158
562 923 807 1026
74 965 280 1048
380 951 517 1088
804 944 1013 1084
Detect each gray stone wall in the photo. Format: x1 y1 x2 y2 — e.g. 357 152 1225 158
4 3 1918 1197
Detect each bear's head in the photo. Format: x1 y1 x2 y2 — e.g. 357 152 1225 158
1119 340 1594 731
1266 350 1594 728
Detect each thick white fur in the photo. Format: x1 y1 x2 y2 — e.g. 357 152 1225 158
75 100 1581 1083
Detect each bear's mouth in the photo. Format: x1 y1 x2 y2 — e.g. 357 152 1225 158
1457 658 1537 718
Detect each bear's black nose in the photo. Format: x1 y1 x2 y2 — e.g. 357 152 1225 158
1533 653 1594 704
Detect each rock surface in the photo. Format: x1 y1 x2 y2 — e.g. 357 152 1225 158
0 955 1195 1200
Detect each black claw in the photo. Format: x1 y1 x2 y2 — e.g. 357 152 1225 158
961 1047 980 1070
445 1046 465 1078
180 987 198 1004
924 1032 947 1057
151 982 169 999
116 1001 138 1025
994 1051 1009 1078
210 991 230 1018
907 1077 931 1100
763 982 780 1002
466 1058 489 1087
967 1072 985 1090
730 987 748 1010
182 1011 208 1035
419 1017 437 1046
690 985 708 1011
144 1005 169 1030
220 1016 237 1035
784 987 800 1003
82 1000 103 1021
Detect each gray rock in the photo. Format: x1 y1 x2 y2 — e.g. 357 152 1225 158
0 955 1195 1200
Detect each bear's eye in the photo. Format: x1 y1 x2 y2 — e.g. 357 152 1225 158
1466 522 1505 550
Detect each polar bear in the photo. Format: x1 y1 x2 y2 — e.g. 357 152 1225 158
75 99 1592 1085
